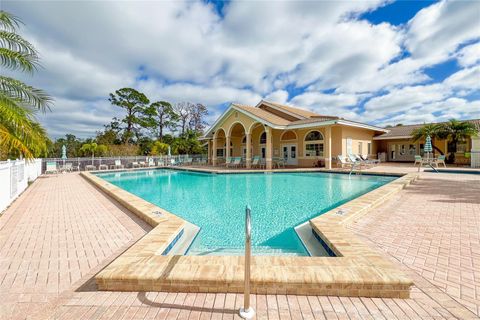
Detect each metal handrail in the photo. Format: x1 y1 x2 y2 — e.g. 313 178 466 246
239 205 255 319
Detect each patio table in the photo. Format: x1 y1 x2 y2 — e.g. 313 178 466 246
99 164 108 170
85 165 96 171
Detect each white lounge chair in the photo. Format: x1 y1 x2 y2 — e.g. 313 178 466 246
231 157 242 168
110 160 124 169
147 158 155 167
337 155 353 169
359 154 380 166
45 161 58 174
130 161 140 168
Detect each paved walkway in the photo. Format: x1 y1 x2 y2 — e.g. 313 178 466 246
0 169 479 319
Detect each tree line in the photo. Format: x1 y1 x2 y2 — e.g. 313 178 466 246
49 88 209 158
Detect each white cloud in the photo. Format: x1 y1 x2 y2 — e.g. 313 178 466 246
405 0 480 62
456 43 480 67
3 0 479 138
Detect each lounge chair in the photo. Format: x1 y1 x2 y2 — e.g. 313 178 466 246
347 154 366 168
337 155 353 169
147 158 156 167
45 161 58 174
224 157 233 167
359 154 380 166
434 155 446 168
110 160 124 169
139 161 147 167
130 161 140 168
274 157 286 168
251 156 261 168
59 162 73 172
231 157 242 168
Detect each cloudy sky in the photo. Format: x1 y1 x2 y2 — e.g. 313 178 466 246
4 0 480 138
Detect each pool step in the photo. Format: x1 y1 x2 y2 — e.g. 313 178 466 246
186 247 305 256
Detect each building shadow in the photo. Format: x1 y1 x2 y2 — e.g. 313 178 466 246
136 292 237 314
405 176 480 204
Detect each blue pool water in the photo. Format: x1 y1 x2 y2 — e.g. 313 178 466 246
96 169 396 256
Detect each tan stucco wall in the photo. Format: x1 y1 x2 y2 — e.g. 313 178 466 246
341 127 375 156
209 108 379 166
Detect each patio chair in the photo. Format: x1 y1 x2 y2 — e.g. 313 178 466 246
184 157 193 165
231 157 242 168
139 161 147 167
337 155 353 169
347 154 366 168
224 157 233 167
63 162 73 172
359 154 380 166
147 158 156 167
414 155 429 167
251 156 260 168
130 161 140 168
170 158 177 166
434 155 446 168
110 159 124 169
157 159 165 167
45 161 58 174
274 157 286 168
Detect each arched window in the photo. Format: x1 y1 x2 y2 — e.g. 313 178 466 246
305 131 323 141
304 130 324 157
242 136 246 144
259 132 266 144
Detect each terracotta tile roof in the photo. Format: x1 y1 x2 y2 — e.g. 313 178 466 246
374 119 480 139
232 104 291 126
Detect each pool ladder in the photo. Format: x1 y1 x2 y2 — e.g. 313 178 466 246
239 205 255 319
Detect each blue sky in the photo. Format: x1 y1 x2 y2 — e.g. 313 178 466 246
4 0 480 138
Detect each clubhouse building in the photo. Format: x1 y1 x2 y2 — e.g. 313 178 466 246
203 100 480 169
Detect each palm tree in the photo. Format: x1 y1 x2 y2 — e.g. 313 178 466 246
411 123 444 156
0 11 52 159
437 119 478 164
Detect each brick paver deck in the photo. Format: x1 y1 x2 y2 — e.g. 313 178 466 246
0 168 479 319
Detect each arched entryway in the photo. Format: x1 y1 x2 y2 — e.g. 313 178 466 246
228 122 247 159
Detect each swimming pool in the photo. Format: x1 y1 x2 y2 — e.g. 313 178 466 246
96 169 396 256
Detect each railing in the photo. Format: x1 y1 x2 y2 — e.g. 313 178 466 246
40 154 208 173
239 205 255 319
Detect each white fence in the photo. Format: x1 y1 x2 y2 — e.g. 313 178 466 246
471 137 480 168
41 154 208 173
0 159 42 213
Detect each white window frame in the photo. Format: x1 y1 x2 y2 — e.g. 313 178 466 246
304 130 324 158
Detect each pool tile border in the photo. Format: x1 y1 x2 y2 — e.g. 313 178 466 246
81 169 418 298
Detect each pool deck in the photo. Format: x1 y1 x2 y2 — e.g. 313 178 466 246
0 164 479 319
85 168 416 298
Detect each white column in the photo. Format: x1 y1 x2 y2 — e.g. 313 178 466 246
325 126 332 169
226 135 231 161
266 127 273 170
212 136 218 166
246 133 252 168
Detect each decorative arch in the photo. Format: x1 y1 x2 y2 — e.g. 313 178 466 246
304 130 324 158
213 127 226 139
247 121 263 135
281 130 297 141
304 130 324 141
228 121 247 137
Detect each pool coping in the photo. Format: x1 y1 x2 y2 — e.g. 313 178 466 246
81 168 418 297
